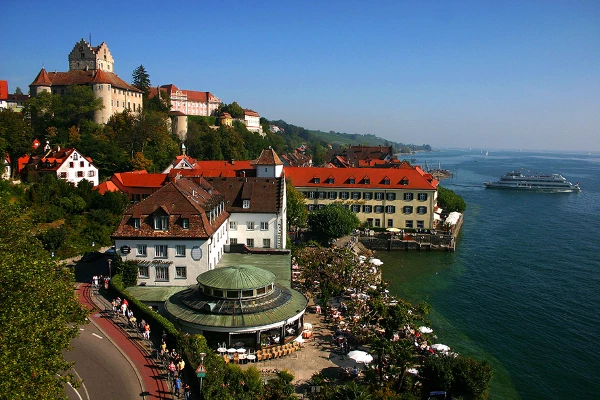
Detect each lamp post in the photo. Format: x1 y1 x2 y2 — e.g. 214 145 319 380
196 352 206 399
107 259 112 278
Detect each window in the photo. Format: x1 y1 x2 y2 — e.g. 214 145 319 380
327 177 334 184
230 238 238 244
175 266 187 279
243 200 250 209
349 178 355 184
182 218 189 229
154 216 169 230
386 193 396 201
405 220 414 228
176 245 186 257
247 221 255 230
364 178 370 184
87 170 95 177
404 193 413 201
136 244 147 256
318 192 326 199
384 178 390 185
59 172 67 178
352 192 361 200
375 205 384 213
417 220 425 229
133 218 140 229
229 221 237 230
328 192 337 200
260 222 269 230
309 191 316 199
352 205 361 213
69 162 74 168
73 153 78 160
375 219 381 227
156 265 169 281
403 206 413 214
367 218 373 226
246 239 254 247
263 239 271 248
417 206 427 214
138 265 149 278
363 192 373 200
314 177 320 184
308 204 316 211
375 192 384 200
418 193 428 201
154 245 167 258
387 219 394 228
386 205 396 213
340 192 349 200
80 161 84 167
363 205 372 213
77 171 84 178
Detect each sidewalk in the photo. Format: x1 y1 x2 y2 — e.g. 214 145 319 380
76 282 173 399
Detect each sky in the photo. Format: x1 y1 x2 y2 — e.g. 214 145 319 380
1 1 599 152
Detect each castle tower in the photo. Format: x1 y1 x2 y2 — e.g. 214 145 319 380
69 39 115 73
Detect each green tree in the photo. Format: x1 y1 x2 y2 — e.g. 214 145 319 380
0 109 33 178
131 65 151 95
0 199 88 399
116 259 138 287
286 179 308 229
308 203 360 243
437 186 466 213
14 87 24 95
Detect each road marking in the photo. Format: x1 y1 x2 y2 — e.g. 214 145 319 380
71 368 90 400
67 382 83 400
92 333 103 339
80 328 84 331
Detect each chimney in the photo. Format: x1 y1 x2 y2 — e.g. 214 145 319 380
230 159 235 165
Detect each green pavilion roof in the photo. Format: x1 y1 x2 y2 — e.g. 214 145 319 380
197 265 275 290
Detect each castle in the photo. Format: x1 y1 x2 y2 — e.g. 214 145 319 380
29 39 143 124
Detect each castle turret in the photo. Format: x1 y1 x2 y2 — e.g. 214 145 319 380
29 68 52 95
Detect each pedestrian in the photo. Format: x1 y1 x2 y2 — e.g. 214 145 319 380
168 361 176 379
143 322 151 340
162 330 168 343
178 358 185 374
174 376 181 397
184 382 191 400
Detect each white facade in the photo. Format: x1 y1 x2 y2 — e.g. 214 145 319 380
116 220 228 287
228 213 280 249
56 150 99 186
256 164 284 179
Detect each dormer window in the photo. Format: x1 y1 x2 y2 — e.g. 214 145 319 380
348 177 356 184
182 218 189 229
243 200 250 209
363 177 370 185
383 177 390 185
327 176 334 184
400 178 409 185
313 177 320 184
133 218 140 229
153 216 169 230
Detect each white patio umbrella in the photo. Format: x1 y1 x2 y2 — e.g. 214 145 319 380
303 322 313 330
407 368 419 375
347 350 374 364
294 336 305 343
386 228 401 233
418 326 434 334
431 344 450 352
369 258 382 265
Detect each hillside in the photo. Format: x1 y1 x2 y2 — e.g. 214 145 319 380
307 129 402 148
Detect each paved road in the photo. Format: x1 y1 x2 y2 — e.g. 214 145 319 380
64 315 143 400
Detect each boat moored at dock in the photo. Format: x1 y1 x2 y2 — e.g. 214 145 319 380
484 171 581 192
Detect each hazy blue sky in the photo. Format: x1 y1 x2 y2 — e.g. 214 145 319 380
2 1 599 151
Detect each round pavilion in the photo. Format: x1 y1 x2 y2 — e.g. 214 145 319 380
165 265 308 349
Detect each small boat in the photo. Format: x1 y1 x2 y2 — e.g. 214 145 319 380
484 171 581 192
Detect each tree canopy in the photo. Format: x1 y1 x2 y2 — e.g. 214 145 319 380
437 186 466 213
0 109 33 178
0 186 88 399
131 65 151 95
308 203 360 243
286 179 308 229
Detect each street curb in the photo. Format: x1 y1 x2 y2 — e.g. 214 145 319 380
78 284 147 400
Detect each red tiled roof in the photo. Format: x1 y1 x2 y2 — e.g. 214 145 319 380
112 171 167 188
285 166 438 190
94 180 120 195
112 178 228 240
243 109 260 117
202 177 283 213
253 147 283 166
30 68 141 92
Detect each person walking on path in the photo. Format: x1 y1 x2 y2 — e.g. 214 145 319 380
184 383 191 400
143 322 151 340
174 377 181 398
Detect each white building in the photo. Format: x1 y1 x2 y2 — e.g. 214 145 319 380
243 109 264 136
20 147 99 187
112 177 229 286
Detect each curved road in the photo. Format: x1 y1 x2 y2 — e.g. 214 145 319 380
64 318 142 400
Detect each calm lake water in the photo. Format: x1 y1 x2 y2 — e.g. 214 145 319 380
378 149 600 399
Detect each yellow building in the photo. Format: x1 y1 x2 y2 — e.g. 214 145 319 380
285 162 439 230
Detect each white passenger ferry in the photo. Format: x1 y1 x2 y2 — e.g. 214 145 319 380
484 171 581 192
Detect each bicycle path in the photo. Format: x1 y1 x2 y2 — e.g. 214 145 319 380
76 283 173 399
